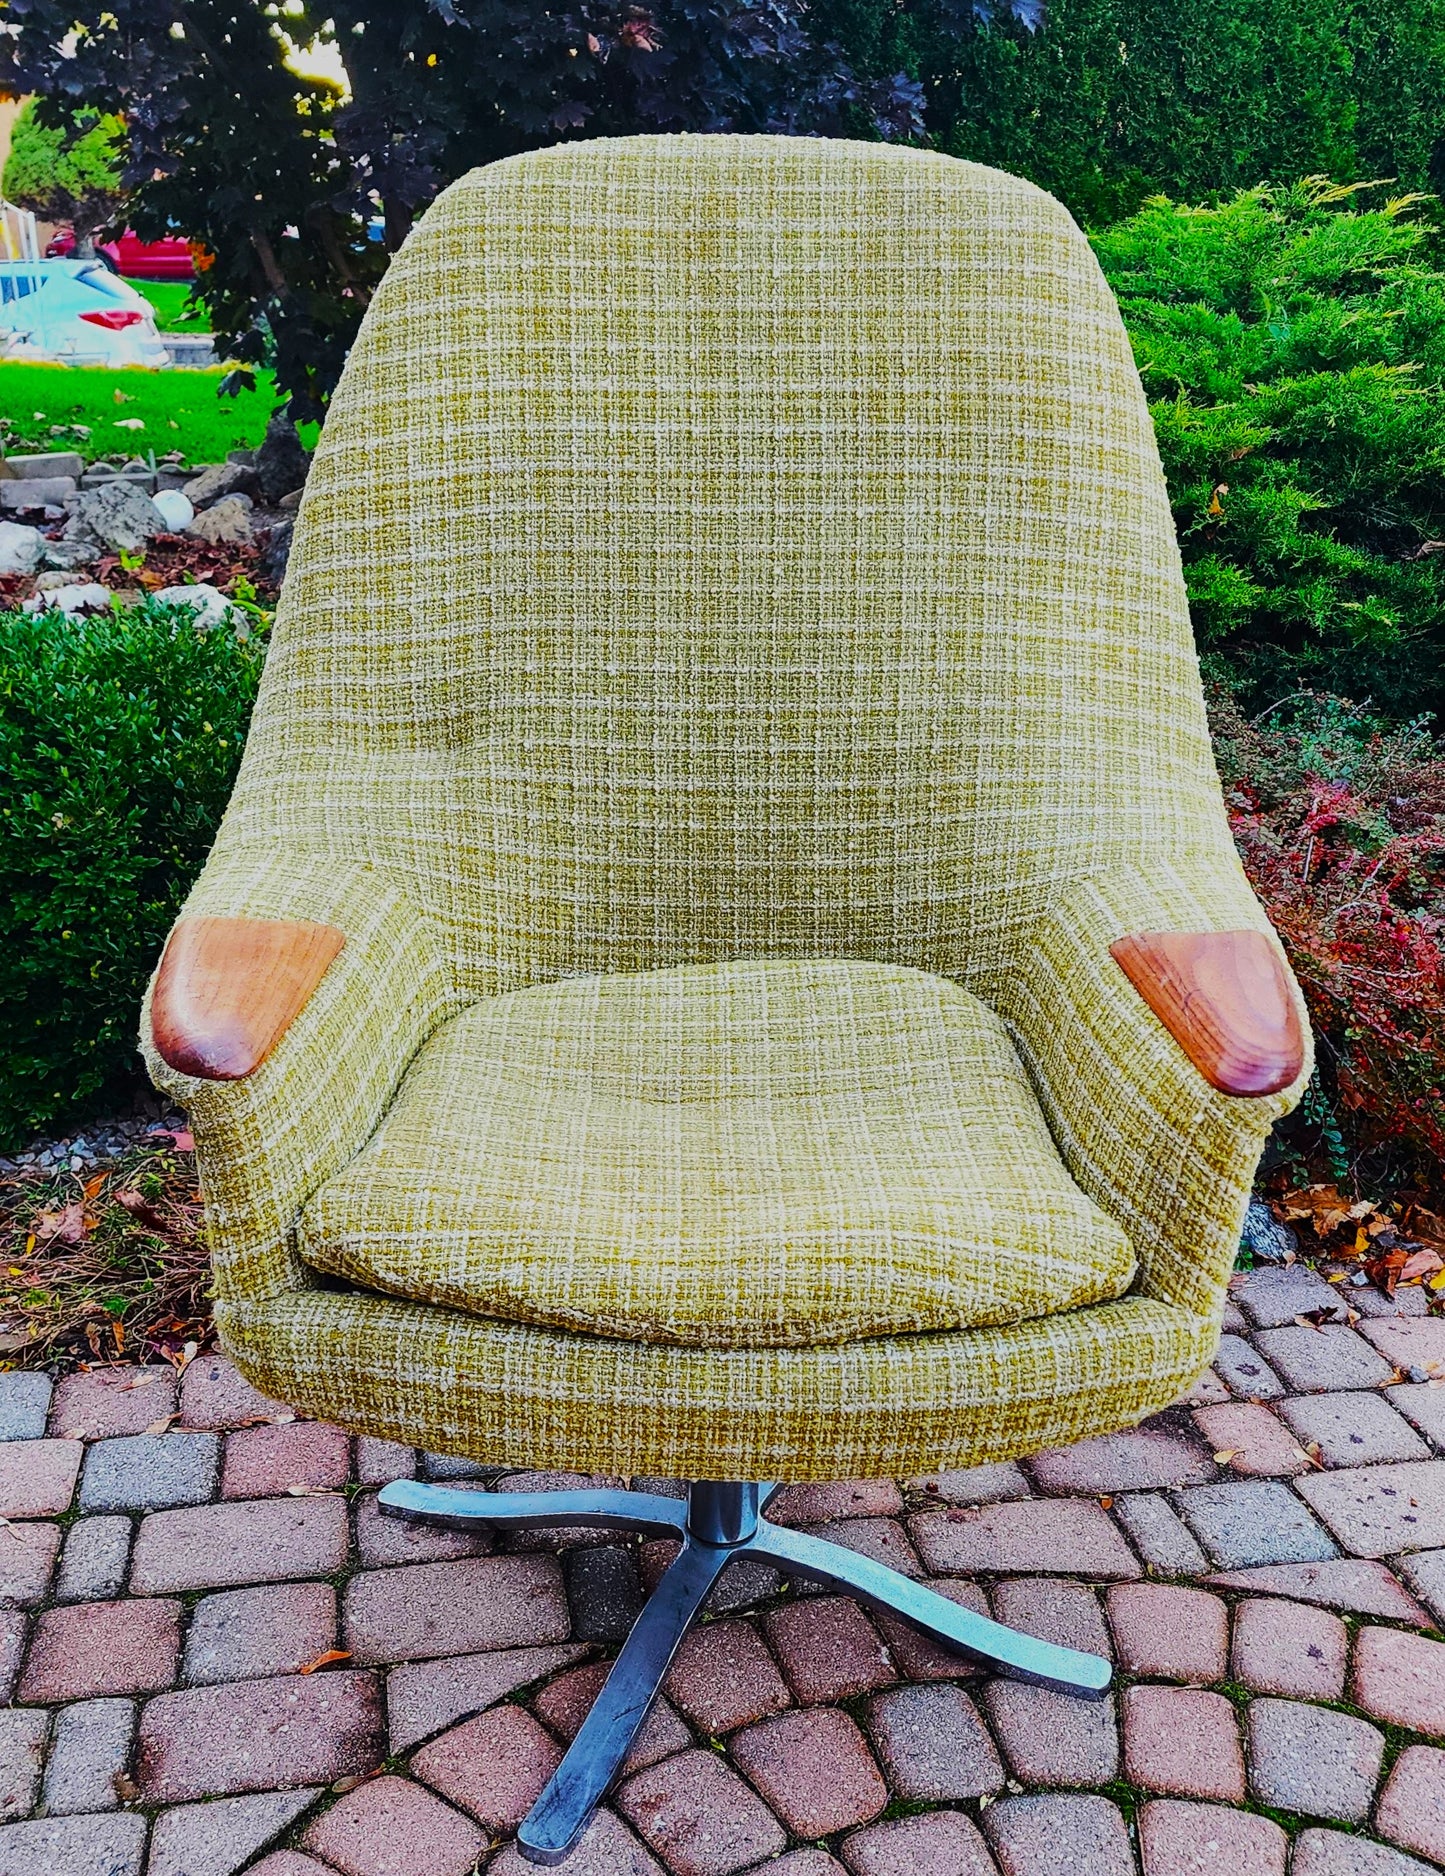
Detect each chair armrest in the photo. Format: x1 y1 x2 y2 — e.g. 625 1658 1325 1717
1110 930 1306 1097
152 916 346 1081
142 850 466 1306
996 858 1311 1317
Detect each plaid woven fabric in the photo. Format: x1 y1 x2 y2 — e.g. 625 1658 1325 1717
143 134 1308 1479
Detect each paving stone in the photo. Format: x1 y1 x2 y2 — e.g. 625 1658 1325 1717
183 1581 337 1685
0 1812 147 1876
135 1669 384 1802
840 1810 999 1876
1177 1366 1231 1406
1137 1799 1286 1876
1105 1582 1228 1683
1387 1383 1445 1450
566 1542 644 1642
41 1697 133 1814
1222 1300 1249 1332
990 1574 1113 1654
762 1595 896 1703
617 1746 788 1876
981 1793 1135 1876
1280 1392 1431 1467
0 1612 23 1703
531 1660 692 1772
802 1515 922 1577
1192 1401 1310 1476
865 1681 1005 1797
910 1498 1141 1578
872 1575 992 1680
51 1366 176 1441
1172 1480 1336 1567
1396 1549 1445 1624
353 1488 491 1566
344 1553 570 1664
665 1615 790 1733
0 1708 47 1822
1358 1317 1445 1374
303 1771 488 1876
388 1641 590 1753
0 1372 51 1442
640 1539 785 1614
1230 1595 1347 1699
1253 1327 1394 1393
1234 1265 1346 1328
179 1354 284 1429
904 1461 1031 1505
1212 1334 1286 1401
221 1421 350 1498
1297 1460 1445 1557
487 1807 664 1875
1123 1685 1244 1801
495 1469 623 1550
1351 1624 1445 1734
355 1436 416 1484
130 1496 350 1593
984 1679 1120 1787
768 1479 904 1524
250 1857 352 1876
20 1596 181 1701
147 1788 321 1876
0 1517 59 1607
1111 1492 1209 1575
1246 1696 1384 1820
759 1855 846 1876
1203 1558 1430 1624
731 1706 888 1835
1374 1745 1445 1865
1028 1421 1217 1493
409 1701 562 1831
79 1432 219 1512
0 1437 81 1516
56 1514 131 1602
1292 1828 1440 1875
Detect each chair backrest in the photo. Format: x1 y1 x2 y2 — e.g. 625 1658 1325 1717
231 133 1227 997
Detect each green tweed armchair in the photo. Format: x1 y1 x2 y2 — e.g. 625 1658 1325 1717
144 134 1309 1862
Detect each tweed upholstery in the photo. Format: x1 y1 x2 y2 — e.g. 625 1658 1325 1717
143 133 1309 1479
298 958 1135 1349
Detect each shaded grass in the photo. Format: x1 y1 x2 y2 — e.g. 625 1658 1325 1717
131 278 211 333
0 1139 213 1371
0 360 321 465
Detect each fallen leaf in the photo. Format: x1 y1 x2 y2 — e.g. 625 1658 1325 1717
145 1415 179 1436
1213 1450 1240 1464
299 1649 351 1675
115 1190 170 1235
83 1173 107 1200
1399 1249 1444 1285
330 1774 368 1794
34 1204 84 1248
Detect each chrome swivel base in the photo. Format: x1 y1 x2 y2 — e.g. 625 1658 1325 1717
378 1476 1110 1865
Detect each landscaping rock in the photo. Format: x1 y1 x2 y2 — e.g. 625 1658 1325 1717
65 479 168 552
1240 1198 1299 1265
0 522 42 577
259 514 294 588
0 476 76 510
254 404 310 504
151 489 195 532
23 581 111 617
2 450 85 480
183 461 258 509
149 580 243 630
186 493 254 544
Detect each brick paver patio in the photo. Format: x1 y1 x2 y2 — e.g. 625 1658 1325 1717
2 1261 1444 1873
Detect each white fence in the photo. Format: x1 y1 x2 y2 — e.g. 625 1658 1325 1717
0 201 39 262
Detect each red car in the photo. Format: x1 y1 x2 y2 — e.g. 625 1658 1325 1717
45 228 195 280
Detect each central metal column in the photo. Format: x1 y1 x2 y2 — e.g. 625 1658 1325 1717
685 1480 761 1547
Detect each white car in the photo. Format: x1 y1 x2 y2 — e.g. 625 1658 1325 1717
0 259 169 368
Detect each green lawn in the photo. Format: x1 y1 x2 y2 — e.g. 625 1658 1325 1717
0 361 320 465
132 279 211 333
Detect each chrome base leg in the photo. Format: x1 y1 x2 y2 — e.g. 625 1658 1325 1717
376 1475 1112 1865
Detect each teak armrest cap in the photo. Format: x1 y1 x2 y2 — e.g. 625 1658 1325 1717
1110 929 1305 1098
152 915 345 1081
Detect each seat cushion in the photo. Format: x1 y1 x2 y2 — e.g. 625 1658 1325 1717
298 958 1135 1349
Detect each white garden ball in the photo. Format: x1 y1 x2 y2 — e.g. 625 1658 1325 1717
152 489 195 532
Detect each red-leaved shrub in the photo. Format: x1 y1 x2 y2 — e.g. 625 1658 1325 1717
1212 691 1445 1188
